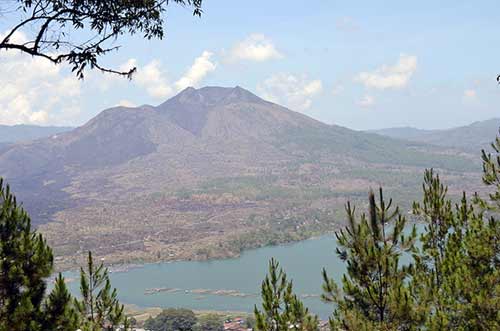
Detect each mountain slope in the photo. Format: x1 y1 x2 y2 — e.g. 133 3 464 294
0 86 483 269
371 118 500 153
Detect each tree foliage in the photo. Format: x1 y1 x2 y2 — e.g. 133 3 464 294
0 0 203 78
144 308 198 331
0 179 53 331
42 273 80 331
76 251 129 331
322 189 418 331
0 176 132 331
410 169 499 328
197 314 224 331
254 258 319 331
478 128 500 209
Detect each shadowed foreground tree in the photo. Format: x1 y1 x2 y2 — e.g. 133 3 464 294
0 179 54 331
254 258 319 331
0 174 131 330
0 0 203 78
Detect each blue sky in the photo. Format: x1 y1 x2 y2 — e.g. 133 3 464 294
1 0 499 129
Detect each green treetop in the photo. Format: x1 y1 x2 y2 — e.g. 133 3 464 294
322 189 418 331
254 258 319 331
411 165 500 328
76 251 130 331
42 273 80 331
479 128 500 209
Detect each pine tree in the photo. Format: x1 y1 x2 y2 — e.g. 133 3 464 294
76 251 129 331
479 128 500 209
254 258 319 331
0 179 54 331
42 273 80 331
322 189 418 331
412 155 500 328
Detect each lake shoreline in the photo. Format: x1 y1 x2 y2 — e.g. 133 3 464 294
55 231 337 275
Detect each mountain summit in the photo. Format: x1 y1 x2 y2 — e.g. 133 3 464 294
0 86 480 268
162 86 266 107
157 86 271 135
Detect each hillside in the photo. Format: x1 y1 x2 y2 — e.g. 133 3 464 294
371 118 500 153
0 86 484 269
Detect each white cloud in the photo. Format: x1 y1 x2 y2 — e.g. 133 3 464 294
257 73 323 111
0 34 82 125
0 31 28 59
0 30 27 43
130 59 174 99
175 51 216 90
229 34 283 62
356 54 417 90
0 32 218 125
119 51 216 100
118 58 137 73
358 95 375 108
29 110 49 123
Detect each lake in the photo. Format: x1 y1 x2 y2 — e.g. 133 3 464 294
64 236 345 319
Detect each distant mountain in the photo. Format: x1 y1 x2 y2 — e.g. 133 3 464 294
0 86 483 268
0 124 73 143
370 118 500 153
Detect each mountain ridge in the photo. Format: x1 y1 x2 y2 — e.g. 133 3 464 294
0 86 484 269
370 118 500 152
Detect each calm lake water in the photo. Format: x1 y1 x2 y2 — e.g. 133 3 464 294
64 236 345 319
